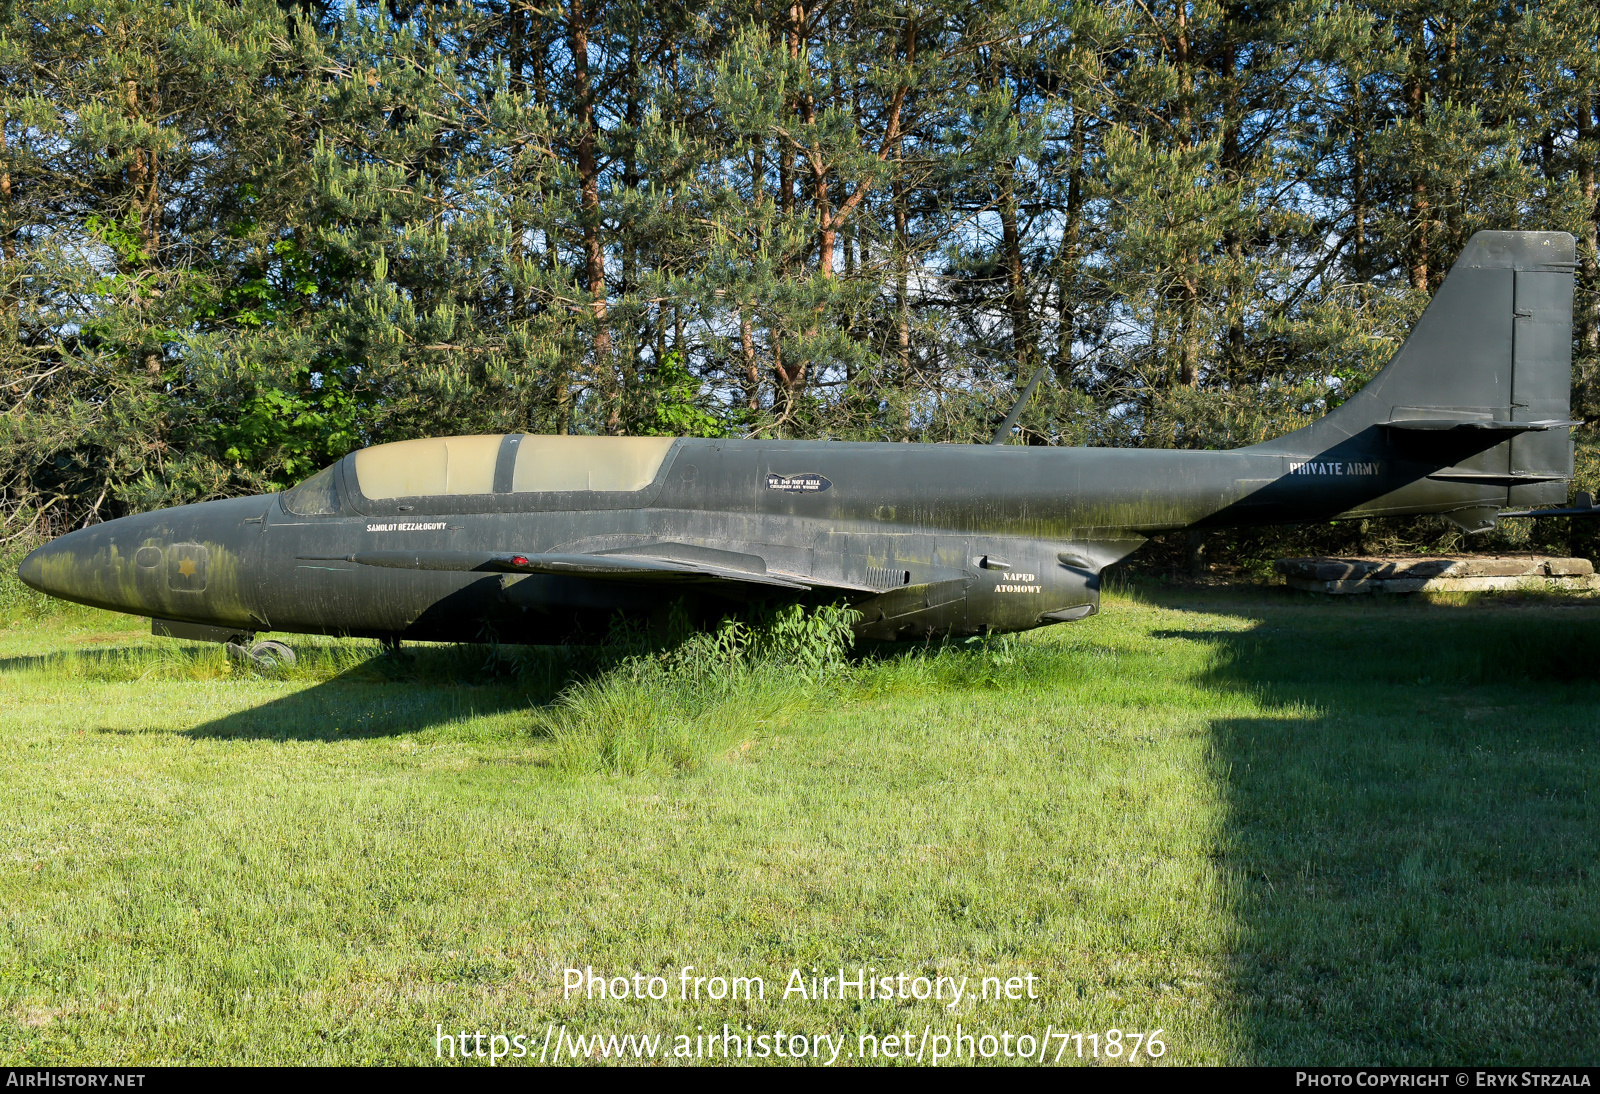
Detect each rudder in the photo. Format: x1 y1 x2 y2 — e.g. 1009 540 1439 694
1506 236 1577 506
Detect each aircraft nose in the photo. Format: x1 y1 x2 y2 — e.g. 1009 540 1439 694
16 541 47 593
18 498 268 626
16 524 125 607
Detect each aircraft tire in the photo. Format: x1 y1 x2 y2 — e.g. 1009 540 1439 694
249 640 297 668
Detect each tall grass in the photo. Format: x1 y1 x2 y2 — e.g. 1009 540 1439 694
856 632 1088 694
0 540 58 622
533 603 860 775
528 604 1124 775
0 597 871 773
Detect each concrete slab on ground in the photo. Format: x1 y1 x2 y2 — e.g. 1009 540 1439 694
1274 555 1598 594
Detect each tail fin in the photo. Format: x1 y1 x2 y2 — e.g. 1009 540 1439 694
1255 230 1577 512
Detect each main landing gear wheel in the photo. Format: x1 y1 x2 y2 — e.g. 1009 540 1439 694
226 639 297 670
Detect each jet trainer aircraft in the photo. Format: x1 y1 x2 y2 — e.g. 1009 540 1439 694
18 231 1587 659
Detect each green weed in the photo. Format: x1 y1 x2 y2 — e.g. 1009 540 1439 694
0 541 64 621
534 603 859 775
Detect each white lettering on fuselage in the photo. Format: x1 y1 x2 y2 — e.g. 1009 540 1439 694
1287 460 1381 475
997 574 1040 593
366 522 448 532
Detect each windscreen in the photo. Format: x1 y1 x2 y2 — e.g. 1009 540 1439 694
280 464 342 516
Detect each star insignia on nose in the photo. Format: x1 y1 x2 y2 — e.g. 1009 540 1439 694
177 558 197 577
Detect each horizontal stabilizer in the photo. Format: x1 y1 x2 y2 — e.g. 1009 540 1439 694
1382 418 1579 434
1503 490 1600 518
1425 471 1568 485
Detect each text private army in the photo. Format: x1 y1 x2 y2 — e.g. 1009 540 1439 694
564 967 1042 1008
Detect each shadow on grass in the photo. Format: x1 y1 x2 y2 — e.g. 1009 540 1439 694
187 643 587 741
0 640 576 742
1187 605 1600 1064
185 673 534 741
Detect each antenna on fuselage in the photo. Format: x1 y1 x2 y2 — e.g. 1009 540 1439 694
989 366 1049 445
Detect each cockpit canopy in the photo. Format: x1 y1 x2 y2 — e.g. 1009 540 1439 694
280 434 677 516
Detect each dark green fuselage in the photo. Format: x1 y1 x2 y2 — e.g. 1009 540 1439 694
11 431 1533 643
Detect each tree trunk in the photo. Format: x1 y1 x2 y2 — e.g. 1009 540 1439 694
1177 279 1199 388
1186 529 1207 577
1175 3 1198 387
1405 19 1429 293
569 0 615 431
1352 78 1366 279
1175 4 1191 138
997 156 1032 379
0 112 14 325
810 54 828 282
742 312 760 412
1051 108 1086 385
892 144 911 440
802 4 829 286
1439 17 1459 276
770 0 806 414
779 3 799 226
123 76 160 260
1220 35 1244 387
622 54 639 302
509 2 526 98
1580 89 1598 353
770 328 799 433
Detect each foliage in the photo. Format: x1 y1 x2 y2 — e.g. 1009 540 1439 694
3 0 1600 563
211 366 368 487
631 353 726 438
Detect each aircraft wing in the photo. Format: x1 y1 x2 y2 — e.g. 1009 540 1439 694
300 544 878 595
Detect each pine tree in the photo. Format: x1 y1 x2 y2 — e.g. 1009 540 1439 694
4 0 1598 561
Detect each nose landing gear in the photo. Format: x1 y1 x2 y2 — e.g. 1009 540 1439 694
225 639 297 671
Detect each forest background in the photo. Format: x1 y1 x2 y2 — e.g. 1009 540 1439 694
3 0 1599 573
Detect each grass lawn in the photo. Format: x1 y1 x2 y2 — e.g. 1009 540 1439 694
1 586 1597 1066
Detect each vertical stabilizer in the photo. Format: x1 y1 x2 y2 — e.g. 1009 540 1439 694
1253 231 1576 509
